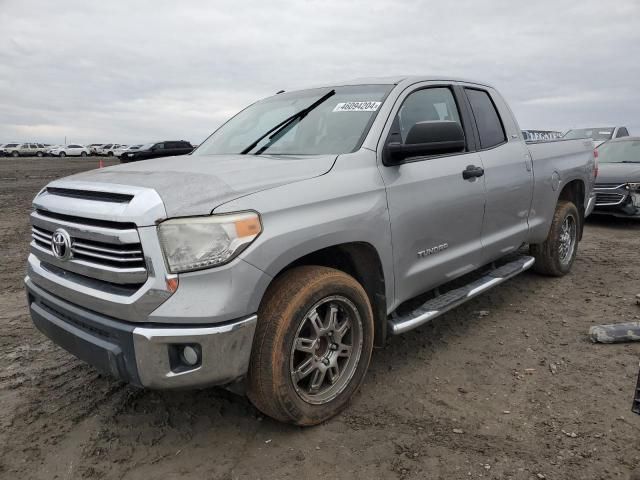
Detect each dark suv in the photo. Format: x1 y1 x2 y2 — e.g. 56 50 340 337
120 141 193 163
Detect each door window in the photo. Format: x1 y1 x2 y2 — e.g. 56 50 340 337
616 127 629 138
465 89 506 149
394 87 463 143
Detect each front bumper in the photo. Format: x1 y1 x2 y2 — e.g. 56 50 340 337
26 277 257 389
585 193 596 217
593 185 640 218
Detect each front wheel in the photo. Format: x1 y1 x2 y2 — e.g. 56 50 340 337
59 152 66 157
11 151 19 157
247 266 374 426
530 200 579 276
107 151 114 157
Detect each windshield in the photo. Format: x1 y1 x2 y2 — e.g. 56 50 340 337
194 84 393 156
597 140 640 163
564 128 614 141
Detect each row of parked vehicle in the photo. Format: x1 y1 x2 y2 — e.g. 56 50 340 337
523 124 638 219
0 141 194 161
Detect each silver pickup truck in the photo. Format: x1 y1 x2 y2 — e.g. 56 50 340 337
25 76 596 425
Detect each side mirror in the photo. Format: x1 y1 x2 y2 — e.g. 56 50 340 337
384 120 466 165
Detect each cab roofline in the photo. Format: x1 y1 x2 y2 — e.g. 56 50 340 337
278 75 496 95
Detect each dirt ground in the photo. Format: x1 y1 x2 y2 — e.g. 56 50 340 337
1 157 639 480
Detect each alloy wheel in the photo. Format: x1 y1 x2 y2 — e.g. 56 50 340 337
289 295 363 405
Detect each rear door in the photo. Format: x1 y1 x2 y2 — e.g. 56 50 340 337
165 142 180 156
462 86 533 264
377 83 487 305
177 141 192 155
152 143 166 158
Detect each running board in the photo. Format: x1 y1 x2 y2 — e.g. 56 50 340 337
388 255 535 335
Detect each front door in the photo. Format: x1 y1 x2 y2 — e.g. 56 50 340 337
377 85 487 306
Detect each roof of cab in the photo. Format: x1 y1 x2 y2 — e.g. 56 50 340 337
282 75 495 93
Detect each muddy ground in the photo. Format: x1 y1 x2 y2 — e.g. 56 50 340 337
1 157 639 480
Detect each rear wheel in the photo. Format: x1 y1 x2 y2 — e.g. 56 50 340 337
36 152 43 157
247 266 374 426
81 151 87 157
530 200 579 276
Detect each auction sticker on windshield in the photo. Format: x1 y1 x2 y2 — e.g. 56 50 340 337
333 101 382 112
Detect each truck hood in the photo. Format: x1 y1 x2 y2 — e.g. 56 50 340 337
597 163 640 184
65 153 337 217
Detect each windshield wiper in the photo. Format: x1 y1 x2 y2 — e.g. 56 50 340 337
241 89 335 155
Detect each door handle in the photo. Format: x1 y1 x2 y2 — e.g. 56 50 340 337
462 165 484 180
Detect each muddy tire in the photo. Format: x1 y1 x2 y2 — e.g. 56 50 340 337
247 266 374 426
530 200 579 276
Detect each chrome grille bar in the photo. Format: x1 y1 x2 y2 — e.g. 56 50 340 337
30 216 147 285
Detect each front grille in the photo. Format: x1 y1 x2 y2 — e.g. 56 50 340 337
595 192 626 205
32 225 144 268
29 209 148 286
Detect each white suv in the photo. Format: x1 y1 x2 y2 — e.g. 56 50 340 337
49 144 90 157
97 144 124 156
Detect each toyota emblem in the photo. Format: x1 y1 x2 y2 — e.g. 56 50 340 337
51 228 73 261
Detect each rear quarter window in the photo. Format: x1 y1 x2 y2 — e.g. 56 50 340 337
465 89 507 149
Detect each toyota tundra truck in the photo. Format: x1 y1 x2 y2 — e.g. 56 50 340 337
25 76 596 425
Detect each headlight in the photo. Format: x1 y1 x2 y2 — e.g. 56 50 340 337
158 212 262 273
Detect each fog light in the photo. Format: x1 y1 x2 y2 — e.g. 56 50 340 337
181 345 199 366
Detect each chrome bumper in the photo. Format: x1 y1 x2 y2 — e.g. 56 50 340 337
26 276 257 389
585 193 596 217
132 316 257 388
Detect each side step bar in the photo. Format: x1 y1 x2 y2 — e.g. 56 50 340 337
388 255 535 335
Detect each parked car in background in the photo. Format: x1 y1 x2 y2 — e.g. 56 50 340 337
88 144 104 155
115 144 143 157
2 143 22 156
45 145 62 156
3 143 48 157
112 144 134 157
25 76 595 425
96 144 125 156
592 136 640 218
120 140 193 162
48 144 90 157
564 126 630 147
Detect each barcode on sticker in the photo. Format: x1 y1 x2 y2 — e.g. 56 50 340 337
333 101 381 112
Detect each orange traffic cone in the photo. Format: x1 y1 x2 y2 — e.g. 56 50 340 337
99 159 104 168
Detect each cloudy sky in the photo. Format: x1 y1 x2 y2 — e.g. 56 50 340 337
1 0 639 145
